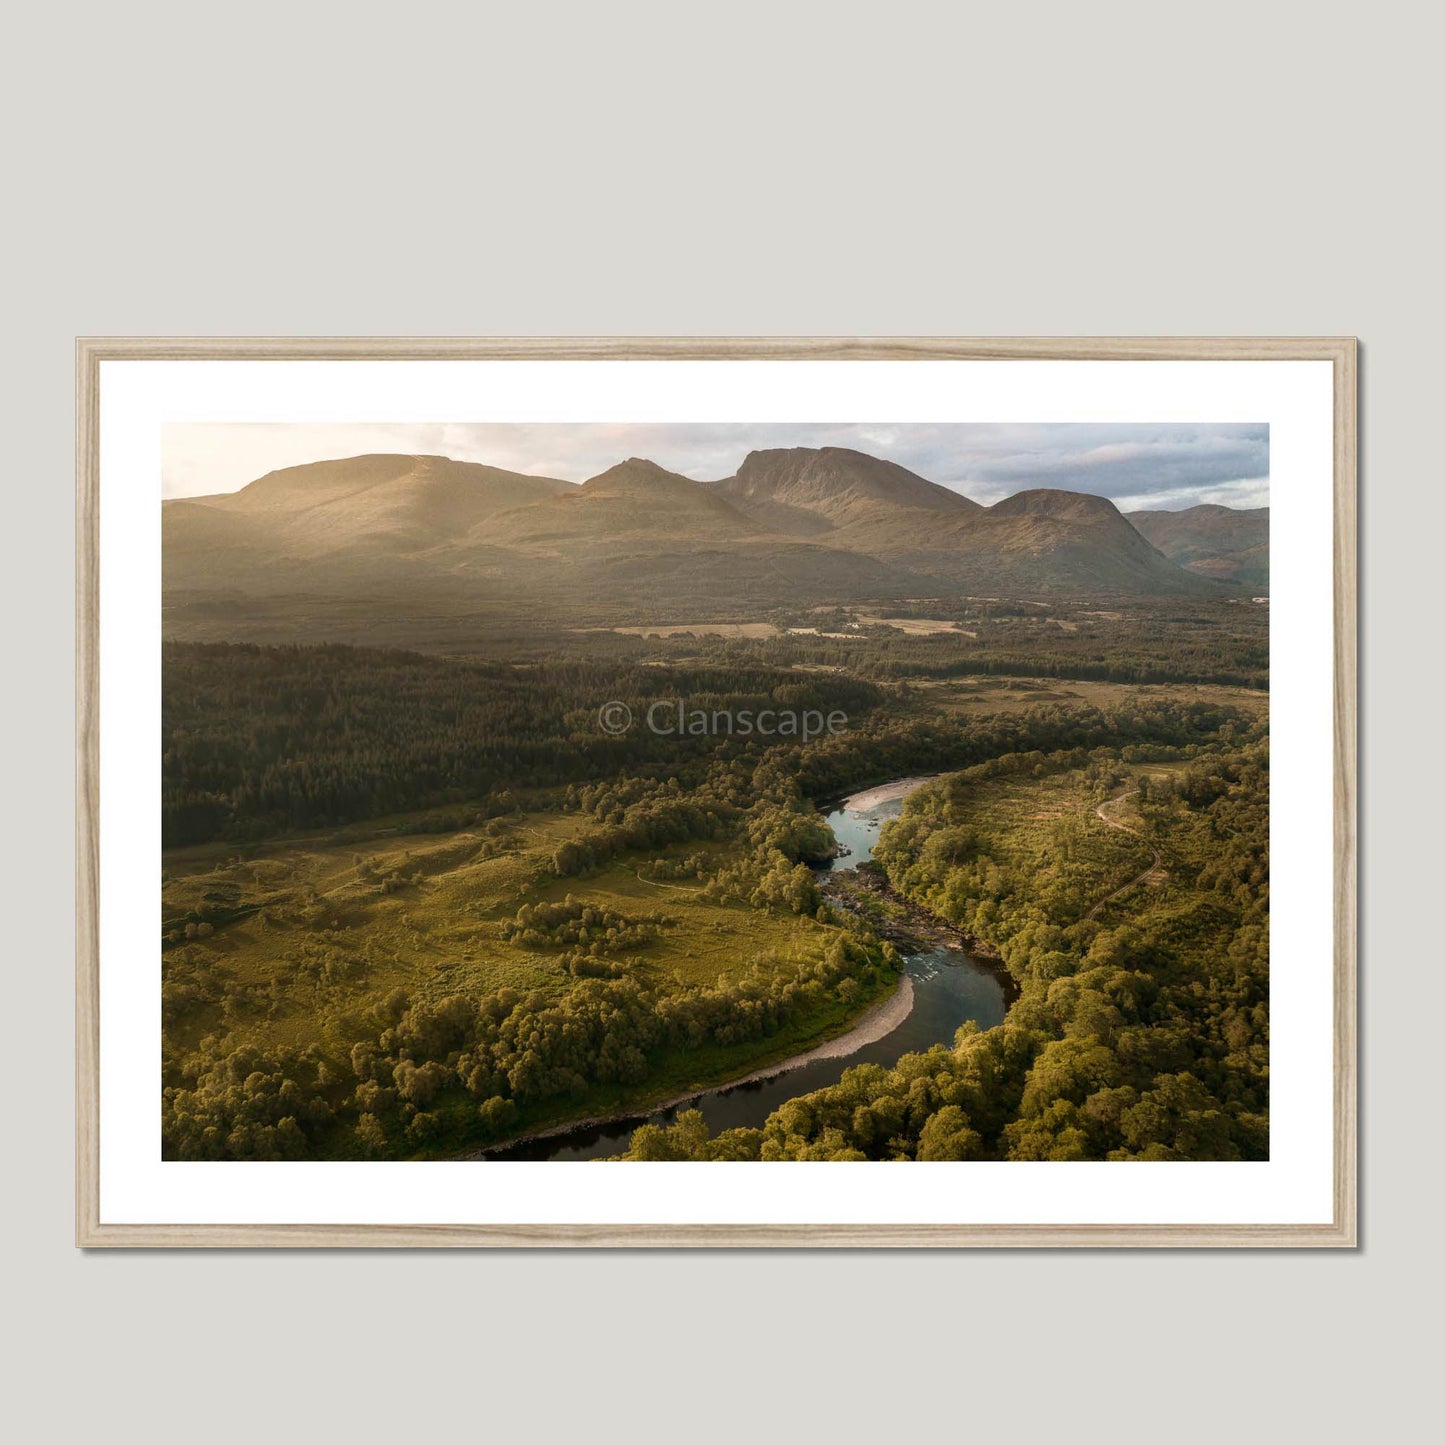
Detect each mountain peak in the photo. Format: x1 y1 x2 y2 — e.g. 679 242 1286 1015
1129 501 1267 519
172 453 572 555
493 455 757 542
582 457 696 492
989 488 1122 523
1127 503 1269 590
719 446 978 533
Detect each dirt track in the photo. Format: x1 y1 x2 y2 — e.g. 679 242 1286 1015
1087 787 1166 920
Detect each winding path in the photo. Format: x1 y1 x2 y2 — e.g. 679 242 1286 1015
1087 787 1166 920
634 870 700 892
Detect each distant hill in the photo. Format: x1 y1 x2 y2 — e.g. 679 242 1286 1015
164 447 1245 643
716 458 1208 596
1127 504 1269 590
165 454 573 584
948 489 1219 595
492 458 760 546
715 446 979 535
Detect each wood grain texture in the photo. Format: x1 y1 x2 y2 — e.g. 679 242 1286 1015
76 340 101 1250
75 336 1358 1249
1333 340 1359 1247
76 1221 1353 1249
76 336 1348 363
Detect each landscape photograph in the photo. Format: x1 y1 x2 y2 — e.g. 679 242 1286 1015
160 421 1270 1163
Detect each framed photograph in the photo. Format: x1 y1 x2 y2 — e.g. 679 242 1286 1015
77 337 1356 1247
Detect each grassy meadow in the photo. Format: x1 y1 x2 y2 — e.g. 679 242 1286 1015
162 796 899 1153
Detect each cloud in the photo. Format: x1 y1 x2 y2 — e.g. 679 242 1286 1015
926 424 1269 507
163 421 1269 511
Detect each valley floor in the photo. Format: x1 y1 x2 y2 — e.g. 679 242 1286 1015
160 629 1267 1162
162 798 896 1157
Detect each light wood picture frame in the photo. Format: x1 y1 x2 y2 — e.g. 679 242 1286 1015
77 336 1357 1247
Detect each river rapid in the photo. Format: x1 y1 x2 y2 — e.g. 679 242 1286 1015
482 776 1007 1161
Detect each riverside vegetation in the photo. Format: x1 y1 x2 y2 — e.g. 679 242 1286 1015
622 733 1268 1160
162 635 1266 1161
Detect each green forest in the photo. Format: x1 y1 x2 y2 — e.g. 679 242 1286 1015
162 642 882 846
160 632 1267 1163
622 734 1268 1161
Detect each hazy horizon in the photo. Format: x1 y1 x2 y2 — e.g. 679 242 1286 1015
163 422 1269 512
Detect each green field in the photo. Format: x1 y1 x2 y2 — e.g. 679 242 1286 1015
165 807 865 1049
162 788 901 1158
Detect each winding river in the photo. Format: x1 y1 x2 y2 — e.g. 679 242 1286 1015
484 777 1007 1161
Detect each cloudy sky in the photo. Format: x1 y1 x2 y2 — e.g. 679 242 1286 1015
163 422 1269 511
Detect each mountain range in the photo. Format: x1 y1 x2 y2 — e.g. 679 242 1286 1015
163 447 1268 639
1124 503 1270 590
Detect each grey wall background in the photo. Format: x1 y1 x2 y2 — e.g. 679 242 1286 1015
6 2 1436 1439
